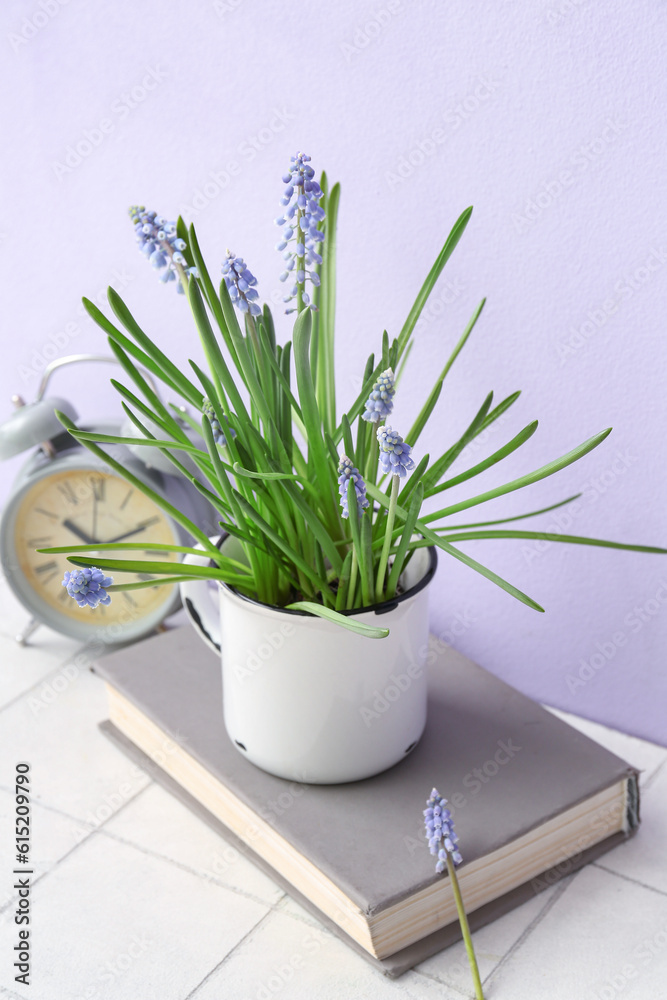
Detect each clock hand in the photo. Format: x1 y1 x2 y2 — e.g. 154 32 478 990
62 519 99 545
104 523 151 544
92 490 98 544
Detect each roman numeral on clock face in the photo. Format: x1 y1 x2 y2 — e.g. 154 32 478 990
57 481 78 505
35 560 57 574
35 508 58 520
138 517 160 529
16 468 179 629
91 477 106 502
34 560 59 584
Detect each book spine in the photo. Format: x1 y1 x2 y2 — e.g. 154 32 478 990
624 772 640 832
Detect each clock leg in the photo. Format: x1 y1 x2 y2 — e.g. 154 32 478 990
16 618 41 647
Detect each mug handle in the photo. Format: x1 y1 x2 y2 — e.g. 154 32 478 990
179 541 222 655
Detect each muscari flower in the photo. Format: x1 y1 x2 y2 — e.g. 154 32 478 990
62 568 113 609
377 425 415 478
337 456 369 519
362 368 395 423
424 787 462 872
202 398 237 447
275 152 325 313
221 250 261 317
129 206 197 294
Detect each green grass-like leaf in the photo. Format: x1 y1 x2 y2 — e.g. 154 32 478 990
407 298 486 447
317 180 339 435
293 308 340 532
425 421 539 498
107 576 198 592
423 391 495 490
59 190 662 630
55 410 220 558
366 480 544 611
286 602 389 639
385 482 424 599
65 555 252 587
437 530 667 554
431 495 583 531
397 206 473 358
422 428 612 523
82 297 202 408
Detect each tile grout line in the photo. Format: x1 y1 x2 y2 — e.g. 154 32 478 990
1 986 27 1000
396 968 474 1000
0 780 304 917
592 862 667 900
0 772 154 832
482 873 577 989
0 780 150 829
96 823 288 912
0 836 95 919
2 779 292 916
0 784 87 824
272 895 326 929
0 780 300 927
643 755 667 791
0 644 90 716
409 967 474 999
414 877 577 998
185 909 275 999
0 782 154 917
541 707 667 763
2 655 663 994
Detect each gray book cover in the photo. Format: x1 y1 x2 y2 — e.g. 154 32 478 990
93 625 639 977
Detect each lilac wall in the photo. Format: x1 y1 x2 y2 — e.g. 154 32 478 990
2 0 666 743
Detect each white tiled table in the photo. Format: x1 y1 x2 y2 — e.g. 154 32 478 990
1 575 666 1000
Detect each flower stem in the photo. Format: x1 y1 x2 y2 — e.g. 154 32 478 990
247 315 272 401
364 425 378 484
375 474 399 601
248 314 262 356
446 855 485 1000
174 259 190 296
348 550 359 609
296 204 304 314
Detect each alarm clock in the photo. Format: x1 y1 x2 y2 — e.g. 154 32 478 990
0 355 215 645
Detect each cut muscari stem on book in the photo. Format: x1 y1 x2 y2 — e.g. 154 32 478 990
424 787 485 1000
95 625 640 973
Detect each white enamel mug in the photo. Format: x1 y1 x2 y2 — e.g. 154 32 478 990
180 536 437 784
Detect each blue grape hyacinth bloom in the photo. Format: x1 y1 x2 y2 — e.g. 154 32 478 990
424 788 462 872
222 251 262 317
202 398 237 447
377 425 415 478
129 206 197 293
62 568 113 609
362 368 395 423
276 152 325 312
337 456 369 519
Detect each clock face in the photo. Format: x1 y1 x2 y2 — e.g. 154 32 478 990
10 467 180 631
